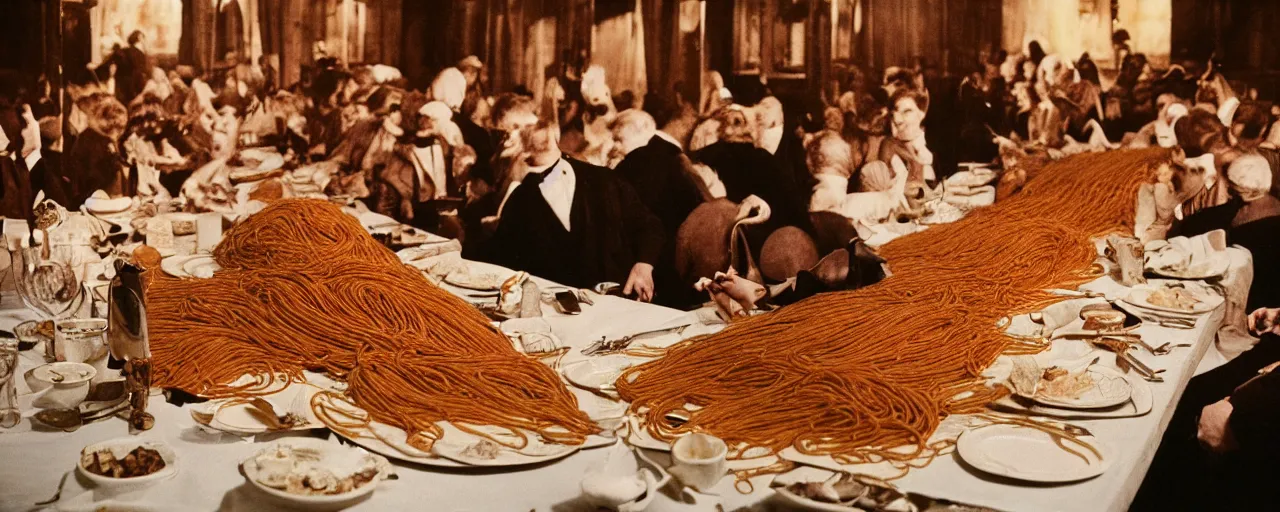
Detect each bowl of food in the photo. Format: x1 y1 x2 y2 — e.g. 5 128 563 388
25 362 96 409
241 437 394 511
77 438 178 491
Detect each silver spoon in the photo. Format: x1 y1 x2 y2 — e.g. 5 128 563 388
34 472 69 506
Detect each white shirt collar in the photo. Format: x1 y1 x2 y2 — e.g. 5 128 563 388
762 125 784 154
655 130 683 150
537 159 575 231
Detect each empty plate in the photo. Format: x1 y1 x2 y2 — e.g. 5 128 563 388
957 423 1110 483
562 355 637 396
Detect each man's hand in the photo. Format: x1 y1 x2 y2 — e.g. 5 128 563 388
623 263 655 303
1248 308 1280 336
1198 399 1238 453
20 105 40 159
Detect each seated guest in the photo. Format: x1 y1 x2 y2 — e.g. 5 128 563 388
612 109 703 238
1 91 40 219
612 109 705 308
1172 154 1280 312
65 93 130 208
431 67 493 189
327 87 404 200
460 94 539 261
1174 109 1238 218
695 107 812 235
31 115 71 207
1132 305 1280 512
493 121 663 302
877 88 937 188
756 96 811 201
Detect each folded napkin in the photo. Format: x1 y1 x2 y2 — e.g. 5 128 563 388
1145 229 1228 276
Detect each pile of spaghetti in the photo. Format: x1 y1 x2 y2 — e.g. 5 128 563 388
146 199 596 447
617 149 1168 464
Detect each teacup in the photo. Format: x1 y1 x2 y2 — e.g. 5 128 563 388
54 318 109 382
669 433 727 493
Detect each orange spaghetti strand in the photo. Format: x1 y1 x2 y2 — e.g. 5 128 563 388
617 149 1168 464
146 199 597 447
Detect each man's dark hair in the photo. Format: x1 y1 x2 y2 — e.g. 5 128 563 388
642 92 676 129
1233 101 1272 142
128 30 146 47
1175 109 1230 158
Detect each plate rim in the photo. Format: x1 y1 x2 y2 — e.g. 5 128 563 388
1030 367 1133 410
1123 287 1217 315
240 437 386 505
956 423 1110 483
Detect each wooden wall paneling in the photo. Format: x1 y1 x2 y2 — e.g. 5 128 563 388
381 0 403 68
280 0 307 86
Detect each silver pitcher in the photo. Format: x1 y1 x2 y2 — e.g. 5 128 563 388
107 261 154 431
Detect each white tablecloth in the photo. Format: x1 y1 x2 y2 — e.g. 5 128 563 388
0 259 1229 512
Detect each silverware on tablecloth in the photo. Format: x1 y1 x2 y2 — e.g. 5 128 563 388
1116 350 1164 383
34 472 68 506
581 324 691 356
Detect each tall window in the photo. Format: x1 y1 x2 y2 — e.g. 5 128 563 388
99 0 183 56
773 0 807 71
734 0 808 75
734 0 764 73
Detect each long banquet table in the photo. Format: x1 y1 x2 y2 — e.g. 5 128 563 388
0 251 1230 512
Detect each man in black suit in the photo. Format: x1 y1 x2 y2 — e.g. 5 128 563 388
430 68 493 188
112 31 151 106
757 96 812 200
611 108 704 307
494 121 664 302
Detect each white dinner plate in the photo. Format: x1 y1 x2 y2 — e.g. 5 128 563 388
335 423 468 469
443 261 516 291
310 395 467 468
957 423 1110 483
562 355 638 396
160 255 204 278
1147 257 1230 280
1030 366 1133 410
195 385 322 436
431 422 581 467
1123 286 1219 315
181 255 222 278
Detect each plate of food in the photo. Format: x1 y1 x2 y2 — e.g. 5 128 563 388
1124 281 1219 315
13 319 54 350
241 437 395 511
775 472 914 512
191 386 320 436
957 423 1110 483
78 438 178 491
444 262 517 291
1030 366 1132 409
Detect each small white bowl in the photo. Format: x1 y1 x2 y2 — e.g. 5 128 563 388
77 438 179 492
25 362 96 409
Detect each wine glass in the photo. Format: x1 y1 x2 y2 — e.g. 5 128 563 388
11 246 86 320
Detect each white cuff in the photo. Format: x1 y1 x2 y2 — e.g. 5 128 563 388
23 149 41 171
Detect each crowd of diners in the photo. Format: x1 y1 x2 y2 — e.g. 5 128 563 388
2 30 1280 509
